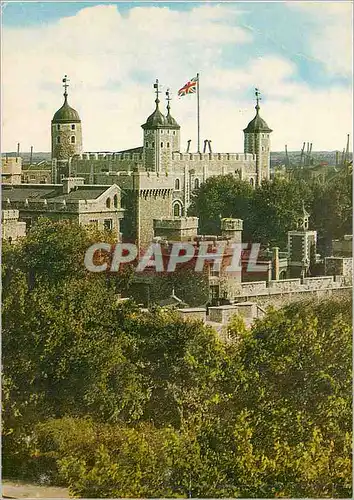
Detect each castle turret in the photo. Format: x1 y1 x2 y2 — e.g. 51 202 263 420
243 88 272 185
142 80 180 173
51 75 83 163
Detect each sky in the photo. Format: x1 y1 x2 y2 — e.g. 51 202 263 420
1 1 353 153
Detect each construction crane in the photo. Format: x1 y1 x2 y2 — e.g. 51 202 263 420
300 142 305 168
285 144 290 168
344 134 350 165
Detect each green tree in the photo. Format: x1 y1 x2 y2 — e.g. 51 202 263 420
249 177 312 248
188 175 253 237
310 172 352 254
223 297 352 497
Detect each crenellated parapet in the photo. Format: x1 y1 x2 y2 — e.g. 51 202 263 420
171 152 255 162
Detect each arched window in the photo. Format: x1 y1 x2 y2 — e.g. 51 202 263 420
250 178 254 187
71 136 76 144
173 203 182 217
71 124 76 130
161 142 163 148
194 178 200 189
167 142 170 148
113 194 118 208
57 124 60 131
106 198 111 208
175 178 180 190
152 141 155 147
57 136 61 144
146 141 149 147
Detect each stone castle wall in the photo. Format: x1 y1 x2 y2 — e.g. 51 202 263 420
234 275 351 307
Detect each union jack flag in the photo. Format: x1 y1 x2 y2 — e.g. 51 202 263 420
178 76 198 97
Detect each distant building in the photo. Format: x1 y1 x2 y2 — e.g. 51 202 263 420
22 161 52 184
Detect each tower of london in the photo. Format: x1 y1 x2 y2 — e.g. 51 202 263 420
51 77 272 220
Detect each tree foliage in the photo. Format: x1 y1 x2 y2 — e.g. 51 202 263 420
2 218 352 497
188 174 253 237
189 173 352 251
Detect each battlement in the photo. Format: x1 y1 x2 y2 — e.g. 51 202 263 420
171 152 256 162
133 171 174 191
73 151 143 162
2 209 20 221
235 275 351 307
221 218 243 232
154 217 199 230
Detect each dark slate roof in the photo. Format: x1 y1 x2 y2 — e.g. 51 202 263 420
2 185 59 202
52 96 81 123
244 107 272 133
2 184 112 203
50 186 109 202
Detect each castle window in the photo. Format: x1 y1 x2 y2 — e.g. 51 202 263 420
146 141 149 147
71 136 76 144
161 142 163 148
104 219 113 231
173 131 176 135
106 198 111 208
167 142 170 148
57 136 61 144
113 194 118 208
262 146 265 152
250 178 254 187
173 202 182 217
152 141 155 147
175 178 180 190
71 124 76 130
57 124 60 131
194 178 200 189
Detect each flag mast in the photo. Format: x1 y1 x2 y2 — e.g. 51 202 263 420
197 73 200 153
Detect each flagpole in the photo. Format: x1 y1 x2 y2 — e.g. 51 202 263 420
197 73 200 153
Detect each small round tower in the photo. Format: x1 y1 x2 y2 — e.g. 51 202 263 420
51 75 83 161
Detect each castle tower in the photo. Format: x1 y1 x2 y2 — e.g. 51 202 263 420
51 75 83 164
288 202 317 278
141 80 180 173
243 88 272 185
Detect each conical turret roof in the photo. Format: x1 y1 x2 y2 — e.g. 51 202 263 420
52 95 81 123
244 101 272 133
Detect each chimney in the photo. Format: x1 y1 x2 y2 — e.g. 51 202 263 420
208 140 212 153
186 139 191 153
62 177 85 194
203 140 208 153
272 247 280 281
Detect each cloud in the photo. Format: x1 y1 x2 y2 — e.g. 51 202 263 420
1 3 352 154
287 2 353 76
